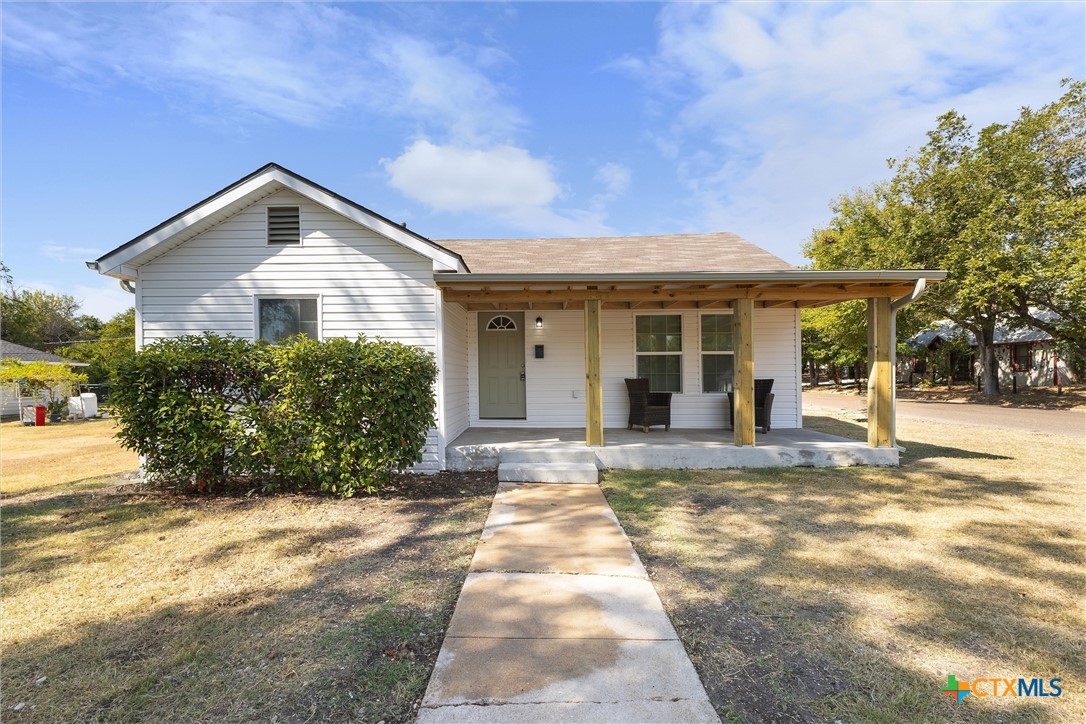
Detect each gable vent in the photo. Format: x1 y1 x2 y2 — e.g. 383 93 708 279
267 206 301 245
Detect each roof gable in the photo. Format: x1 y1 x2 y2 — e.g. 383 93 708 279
94 163 466 278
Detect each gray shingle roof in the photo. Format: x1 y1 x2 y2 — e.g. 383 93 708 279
0 340 81 364
438 233 795 274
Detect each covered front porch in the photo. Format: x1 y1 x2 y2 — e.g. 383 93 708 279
446 426 899 471
437 269 947 465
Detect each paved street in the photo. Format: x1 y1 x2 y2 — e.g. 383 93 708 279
804 390 1086 438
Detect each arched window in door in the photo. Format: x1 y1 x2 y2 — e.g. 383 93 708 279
486 315 518 331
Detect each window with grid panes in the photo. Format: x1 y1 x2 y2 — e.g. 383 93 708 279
701 314 734 393
635 315 682 393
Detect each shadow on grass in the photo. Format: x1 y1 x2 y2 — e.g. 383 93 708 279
601 460 1082 723
0 474 499 723
805 413 1015 465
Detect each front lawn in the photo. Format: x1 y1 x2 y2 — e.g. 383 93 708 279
0 418 139 494
1 421 497 722
603 414 1085 722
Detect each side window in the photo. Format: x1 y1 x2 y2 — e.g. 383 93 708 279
635 315 682 393
258 298 318 343
701 314 734 393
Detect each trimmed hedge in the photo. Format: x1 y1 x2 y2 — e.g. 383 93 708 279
112 333 437 496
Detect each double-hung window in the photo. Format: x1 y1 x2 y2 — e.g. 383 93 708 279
635 315 682 393
701 314 734 393
258 298 319 343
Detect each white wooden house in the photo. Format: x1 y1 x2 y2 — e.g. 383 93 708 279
90 164 945 472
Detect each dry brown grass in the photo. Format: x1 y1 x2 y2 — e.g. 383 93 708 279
603 414 1085 723
0 418 139 494
1 421 497 722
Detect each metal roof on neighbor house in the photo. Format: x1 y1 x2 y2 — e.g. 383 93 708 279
909 313 1059 348
0 340 89 366
438 233 795 274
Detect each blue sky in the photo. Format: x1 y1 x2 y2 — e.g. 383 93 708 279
3 1 1083 320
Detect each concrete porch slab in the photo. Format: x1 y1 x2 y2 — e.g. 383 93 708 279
446 572 677 640
447 426 899 471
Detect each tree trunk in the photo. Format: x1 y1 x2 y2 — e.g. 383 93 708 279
976 323 1001 397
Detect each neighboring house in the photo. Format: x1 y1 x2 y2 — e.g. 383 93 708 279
0 340 90 416
908 314 1076 387
89 163 943 470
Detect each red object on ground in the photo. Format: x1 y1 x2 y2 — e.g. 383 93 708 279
35 406 46 426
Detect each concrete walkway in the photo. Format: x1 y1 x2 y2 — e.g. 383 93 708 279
418 483 719 723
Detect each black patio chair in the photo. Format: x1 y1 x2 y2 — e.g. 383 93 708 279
625 378 672 432
728 378 775 433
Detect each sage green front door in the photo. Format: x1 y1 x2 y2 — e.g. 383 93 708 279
478 313 526 419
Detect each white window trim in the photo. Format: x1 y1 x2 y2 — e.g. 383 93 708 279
699 312 735 394
266 205 302 247
254 294 323 342
632 312 684 394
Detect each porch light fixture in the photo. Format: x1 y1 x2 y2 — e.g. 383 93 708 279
535 316 544 329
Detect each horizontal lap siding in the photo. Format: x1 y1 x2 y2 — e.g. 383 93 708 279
465 307 801 430
442 300 470 442
138 189 442 471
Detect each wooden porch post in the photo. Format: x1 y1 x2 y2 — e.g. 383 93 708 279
733 298 755 446
584 298 604 447
867 297 894 448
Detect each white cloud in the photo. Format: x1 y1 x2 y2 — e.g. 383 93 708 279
619 1 1085 260
5 3 614 236
2 3 520 139
384 140 612 236
385 140 559 212
594 163 631 196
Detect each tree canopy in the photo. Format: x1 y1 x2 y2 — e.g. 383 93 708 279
1 262 135 384
57 308 137 384
805 81 1086 395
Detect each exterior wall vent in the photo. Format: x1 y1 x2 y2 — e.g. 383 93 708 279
267 206 300 245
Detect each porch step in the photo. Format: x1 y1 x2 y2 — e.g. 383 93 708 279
498 448 599 465
497 462 600 484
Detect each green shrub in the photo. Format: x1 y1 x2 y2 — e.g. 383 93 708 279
111 334 269 491
255 337 437 495
111 334 437 496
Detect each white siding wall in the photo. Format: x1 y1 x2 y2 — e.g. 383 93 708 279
138 189 443 471
2 384 25 417
442 298 470 442
464 307 802 430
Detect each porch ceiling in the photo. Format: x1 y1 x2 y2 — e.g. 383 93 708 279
436 270 947 310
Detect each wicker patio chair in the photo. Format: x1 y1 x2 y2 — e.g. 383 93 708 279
625 378 672 432
728 378 775 433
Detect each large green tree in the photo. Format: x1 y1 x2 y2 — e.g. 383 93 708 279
805 81 1086 396
0 263 107 353
57 308 136 384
